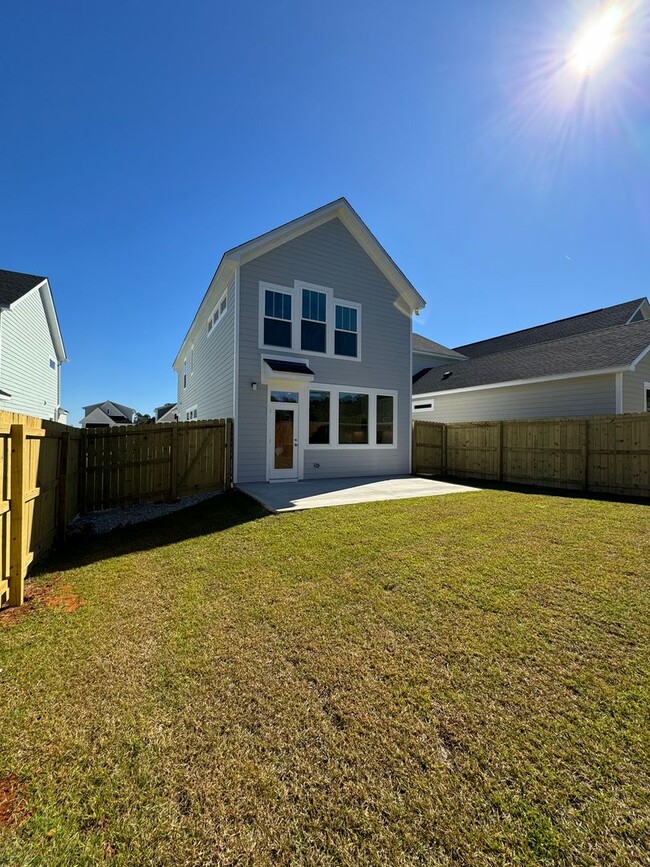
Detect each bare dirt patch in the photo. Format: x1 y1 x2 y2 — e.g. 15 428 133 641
0 576 82 628
0 774 30 829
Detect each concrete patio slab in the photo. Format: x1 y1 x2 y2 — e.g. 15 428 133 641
237 475 480 513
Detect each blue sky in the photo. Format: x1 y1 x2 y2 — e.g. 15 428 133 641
2 1 649 421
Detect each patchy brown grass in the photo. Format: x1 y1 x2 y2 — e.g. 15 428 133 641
0 775 30 829
0 576 83 628
0 490 648 865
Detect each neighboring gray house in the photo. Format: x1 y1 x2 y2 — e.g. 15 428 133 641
80 400 138 428
173 199 426 483
0 269 67 421
154 402 178 423
412 298 650 422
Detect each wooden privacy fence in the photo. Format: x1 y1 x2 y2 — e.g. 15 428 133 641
413 413 650 497
1 415 232 609
83 419 232 512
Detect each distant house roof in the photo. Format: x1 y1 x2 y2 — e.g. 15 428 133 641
83 400 137 419
414 319 650 395
454 298 647 358
0 269 46 307
412 333 466 359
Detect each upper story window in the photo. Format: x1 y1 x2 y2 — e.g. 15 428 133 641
645 383 650 412
190 347 194 374
301 289 327 353
259 281 361 360
335 304 359 358
264 290 292 348
207 290 228 336
49 358 56 370
183 359 187 389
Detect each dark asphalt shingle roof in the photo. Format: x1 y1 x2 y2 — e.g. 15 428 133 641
264 358 315 375
0 269 46 306
83 400 137 419
413 319 650 394
454 299 646 358
412 333 466 358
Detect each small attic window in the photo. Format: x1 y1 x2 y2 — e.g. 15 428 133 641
442 370 452 380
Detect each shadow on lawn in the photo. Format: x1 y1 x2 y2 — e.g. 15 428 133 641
36 491 269 576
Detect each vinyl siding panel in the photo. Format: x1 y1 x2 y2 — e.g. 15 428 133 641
237 218 413 482
0 288 59 419
622 352 650 413
176 274 235 421
414 374 617 423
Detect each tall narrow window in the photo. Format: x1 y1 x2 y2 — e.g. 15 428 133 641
301 289 327 352
376 395 394 444
309 390 330 444
264 290 292 348
645 384 650 412
190 347 194 374
183 359 187 389
339 392 368 444
335 304 358 357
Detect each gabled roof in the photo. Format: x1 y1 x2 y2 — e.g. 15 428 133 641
0 269 46 306
174 198 426 367
414 318 650 395
412 333 466 359
454 298 648 358
0 268 67 361
83 400 137 419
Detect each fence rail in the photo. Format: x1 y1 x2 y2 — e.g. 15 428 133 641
1 414 232 609
413 414 650 498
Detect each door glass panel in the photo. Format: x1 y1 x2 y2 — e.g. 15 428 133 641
274 410 294 469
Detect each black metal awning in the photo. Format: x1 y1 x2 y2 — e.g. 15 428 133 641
264 358 315 375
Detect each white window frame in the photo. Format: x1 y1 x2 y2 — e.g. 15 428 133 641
645 382 650 412
207 289 228 337
413 400 434 412
258 280 361 361
333 301 361 360
190 346 194 375
182 359 187 390
185 404 198 421
303 384 397 450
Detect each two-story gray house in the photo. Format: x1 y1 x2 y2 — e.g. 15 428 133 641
0 269 67 421
173 199 426 484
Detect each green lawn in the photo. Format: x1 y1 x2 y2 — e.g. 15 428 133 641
0 490 648 865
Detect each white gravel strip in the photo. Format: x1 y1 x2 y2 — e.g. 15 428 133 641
68 491 223 536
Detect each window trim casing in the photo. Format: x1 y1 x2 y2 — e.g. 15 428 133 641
413 400 434 412
258 281 361 361
185 404 198 421
303 384 397 450
207 288 228 337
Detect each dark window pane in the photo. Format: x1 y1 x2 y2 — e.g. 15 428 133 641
264 317 292 347
309 390 330 444
338 392 368 444
301 320 326 352
376 395 394 444
335 330 357 357
270 391 299 403
265 291 274 317
302 289 327 322
282 293 292 320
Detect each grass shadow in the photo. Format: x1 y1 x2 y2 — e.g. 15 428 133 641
33 491 269 577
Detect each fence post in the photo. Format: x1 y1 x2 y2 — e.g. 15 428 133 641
9 424 26 607
441 425 447 477
170 423 179 501
497 421 504 482
56 432 70 545
79 428 88 514
582 419 589 491
225 419 233 488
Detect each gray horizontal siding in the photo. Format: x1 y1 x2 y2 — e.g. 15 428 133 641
414 374 617 423
176 274 235 421
622 353 650 413
0 288 59 420
237 218 412 482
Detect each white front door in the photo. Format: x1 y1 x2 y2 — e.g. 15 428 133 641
269 404 299 480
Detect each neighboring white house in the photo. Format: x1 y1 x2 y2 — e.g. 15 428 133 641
172 198 426 483
412 298 650 422
0 269 68 421
154 402 177 423
80 400 138 428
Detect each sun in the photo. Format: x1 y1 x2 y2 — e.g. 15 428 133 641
569 4 625 75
